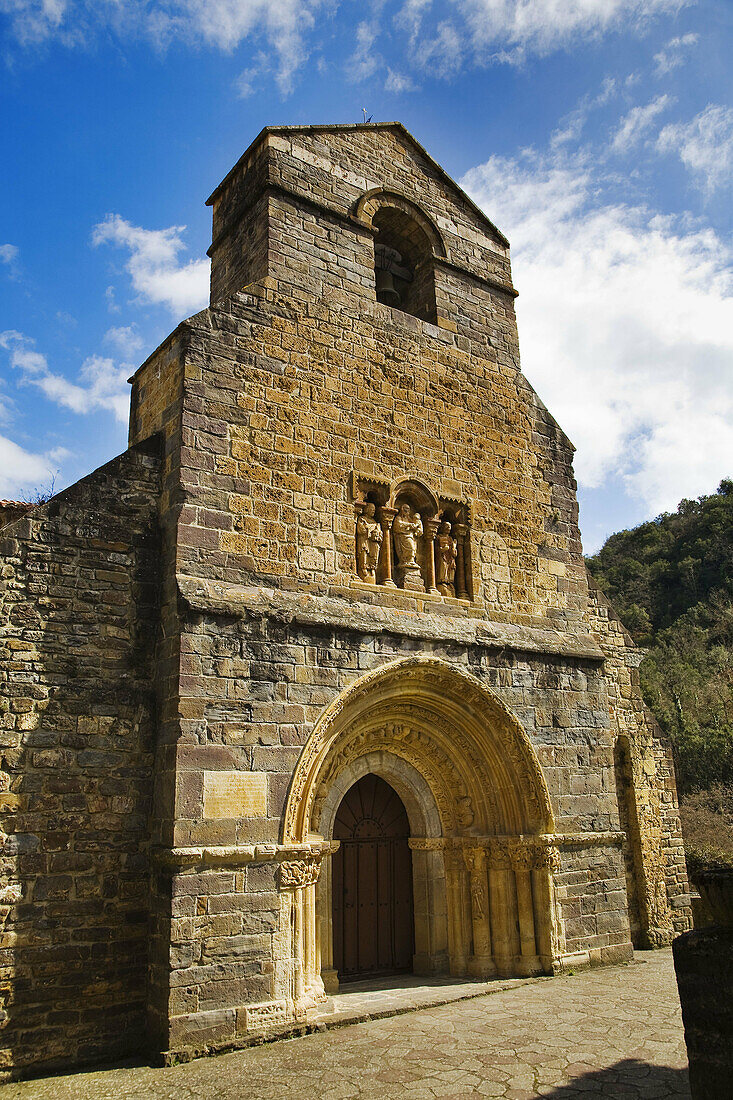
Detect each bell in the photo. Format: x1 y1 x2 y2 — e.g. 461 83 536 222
375 267 401 307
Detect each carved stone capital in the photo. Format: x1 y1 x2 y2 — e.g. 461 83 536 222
378 506 397 530
279 855 321 889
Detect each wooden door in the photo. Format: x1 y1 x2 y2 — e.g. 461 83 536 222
332 774 414 979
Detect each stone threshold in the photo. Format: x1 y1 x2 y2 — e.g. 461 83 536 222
310 971 545 1028
163 957 644 1066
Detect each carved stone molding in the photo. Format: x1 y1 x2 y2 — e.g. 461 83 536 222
151 842 329 873
280 855 321 889
282 655 556 845
313 720 469 836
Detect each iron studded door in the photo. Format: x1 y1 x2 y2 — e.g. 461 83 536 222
332 774 414 978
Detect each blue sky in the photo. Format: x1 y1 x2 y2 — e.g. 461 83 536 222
1 0 731 553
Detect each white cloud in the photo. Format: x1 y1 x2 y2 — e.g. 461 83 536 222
385 68 417 93
348 21 381 82
551 77 618 148
457 0 688 64
410 19 462 76
611 94 673 153
0 0 68 46
235 51 269 97
104 324 143 357
460 150 733 520
657 104 733 196
0 243 20 280
1 0 320 94
92 214 209 317
105 285 120 313
0 433 66 500
0 243 19 265
2 0 688 90
654 31 698 75
0 330 130 423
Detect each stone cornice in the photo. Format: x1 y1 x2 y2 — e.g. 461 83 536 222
410 832 624 850
152 832 622 873
176 574 604 662
151 840 332 872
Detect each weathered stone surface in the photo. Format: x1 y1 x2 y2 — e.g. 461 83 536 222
0 440 162 1074
203 773 268 820
0 122 691 1076
0 950 690 1098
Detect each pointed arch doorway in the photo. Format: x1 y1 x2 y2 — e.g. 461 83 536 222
332 774 414 979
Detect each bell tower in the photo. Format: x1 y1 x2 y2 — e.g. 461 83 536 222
205 123 515 339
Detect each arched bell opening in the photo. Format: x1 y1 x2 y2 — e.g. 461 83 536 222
372 206 437 323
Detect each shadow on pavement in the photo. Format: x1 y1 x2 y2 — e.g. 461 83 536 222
539 1058 690 1098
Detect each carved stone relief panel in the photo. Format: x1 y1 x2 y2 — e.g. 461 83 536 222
351 473 473 599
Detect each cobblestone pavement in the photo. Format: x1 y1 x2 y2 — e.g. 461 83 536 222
4 949 689 1099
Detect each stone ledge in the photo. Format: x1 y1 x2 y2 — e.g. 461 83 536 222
176 575 604 662
151 833 623 873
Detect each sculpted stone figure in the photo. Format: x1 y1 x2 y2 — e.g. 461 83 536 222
436 520 457 596
393 502 424 590
356 503 383 582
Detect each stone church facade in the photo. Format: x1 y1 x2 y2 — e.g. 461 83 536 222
0 124 691 1076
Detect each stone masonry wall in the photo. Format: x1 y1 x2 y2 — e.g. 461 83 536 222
128 123 689 1059
129 286 586 627
0 440 161 1077
151 598 633 1055
207 126 512 311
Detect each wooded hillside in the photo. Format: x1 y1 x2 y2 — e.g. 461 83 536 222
586 479 733 797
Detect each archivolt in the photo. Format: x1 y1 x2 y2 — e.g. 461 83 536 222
282 656 554 844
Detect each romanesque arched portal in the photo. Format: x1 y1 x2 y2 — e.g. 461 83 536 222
280 657 562 1012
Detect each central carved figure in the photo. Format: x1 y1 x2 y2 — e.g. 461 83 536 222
393 503 424 590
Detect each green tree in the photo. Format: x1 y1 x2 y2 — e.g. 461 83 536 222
587 479 733 795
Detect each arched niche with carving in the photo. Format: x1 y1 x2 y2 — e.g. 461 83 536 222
355 190 446 323
352 472 473 599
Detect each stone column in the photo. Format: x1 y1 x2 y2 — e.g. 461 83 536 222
423 518 440 595
293 889 305 1007
305 881 318 993
464 847 496 978
514 867 542 976
280 855 322 1014
444 848 469 976
453 523 469 599
319 846 339 994
531 844 562 974
378 507 397 587
488 865 515 977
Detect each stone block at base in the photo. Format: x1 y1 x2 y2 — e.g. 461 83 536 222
673 927 733 1100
